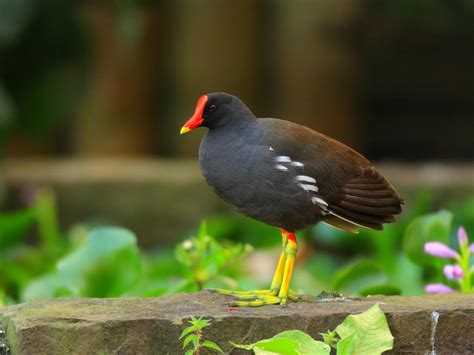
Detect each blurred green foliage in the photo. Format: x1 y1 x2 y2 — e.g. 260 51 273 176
175 222 252 291
0 188 254 304
0 187 473 306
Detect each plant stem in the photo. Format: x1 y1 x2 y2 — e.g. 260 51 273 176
460 246 472 293
195 328 202 355
35 189 61 254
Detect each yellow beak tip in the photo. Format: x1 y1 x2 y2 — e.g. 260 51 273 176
180 127 191 135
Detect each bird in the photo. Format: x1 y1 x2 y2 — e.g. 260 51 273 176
180 92 403 306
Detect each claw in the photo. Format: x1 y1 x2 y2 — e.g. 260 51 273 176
212 288 277 297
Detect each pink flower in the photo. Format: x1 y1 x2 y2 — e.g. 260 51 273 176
457 227 468 247
424 242 459 259
425 283 455 294
443 264 464 280
469 244 474 254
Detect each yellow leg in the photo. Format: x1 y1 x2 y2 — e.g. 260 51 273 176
212 230 299 307
277 234 298 305
269 231 288 291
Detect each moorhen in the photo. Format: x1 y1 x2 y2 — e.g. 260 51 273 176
180 92 403 306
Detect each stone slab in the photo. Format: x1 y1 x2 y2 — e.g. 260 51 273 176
0 291 473 354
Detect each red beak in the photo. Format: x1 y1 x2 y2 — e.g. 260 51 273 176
180 95 208 134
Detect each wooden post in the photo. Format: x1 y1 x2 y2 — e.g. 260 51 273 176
74 3 162 156
274 0 363 148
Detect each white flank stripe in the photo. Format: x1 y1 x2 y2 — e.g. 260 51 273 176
329 211 366 230
299 184 318 192
275 156 291 163
275 164 288 171
296 175 316 184
291 161 304 167
312 197 328 207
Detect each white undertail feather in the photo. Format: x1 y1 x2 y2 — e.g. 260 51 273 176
328 210 372 230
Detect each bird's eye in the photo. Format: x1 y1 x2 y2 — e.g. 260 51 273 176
209 104 216 112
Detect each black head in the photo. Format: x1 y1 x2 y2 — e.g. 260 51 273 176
180 92 254 134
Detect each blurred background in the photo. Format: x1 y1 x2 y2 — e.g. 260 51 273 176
0 0 473 304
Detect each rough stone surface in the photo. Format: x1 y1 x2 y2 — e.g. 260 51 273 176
0 291 473 354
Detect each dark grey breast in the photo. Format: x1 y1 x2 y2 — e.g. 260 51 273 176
199 118 326 231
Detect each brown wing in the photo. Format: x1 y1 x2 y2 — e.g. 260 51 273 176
325 166 404 232
257 118 404 232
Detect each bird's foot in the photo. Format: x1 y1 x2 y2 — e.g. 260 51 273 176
210 288 300 306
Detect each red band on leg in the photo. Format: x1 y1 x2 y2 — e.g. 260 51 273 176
286 232 297 244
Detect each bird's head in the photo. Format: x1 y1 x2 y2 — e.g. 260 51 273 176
180 92 253 134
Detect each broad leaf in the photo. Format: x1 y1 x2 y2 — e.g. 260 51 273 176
233 330 330 355
336 331 356 355
389 254 424 296
57 227 141 297
335 304 393 355
20 272 71 302
0 208 35 249
403 210 452 267
359 284 401 296
332 259 386 294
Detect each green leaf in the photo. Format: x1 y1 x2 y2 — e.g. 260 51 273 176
332 259 386 294
180 326 195 340
359 284 402 296
192 334 199 349
20 272 71 302
335 304 393 355
0 208 35 249
202 340 223 353
185 350 194 355
57 227 141 297
388 253 425 296
336 331 356 355
403 210 453 267
233 330 330 355
183 334 198 349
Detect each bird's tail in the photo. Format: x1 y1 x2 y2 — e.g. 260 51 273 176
324 167 404 233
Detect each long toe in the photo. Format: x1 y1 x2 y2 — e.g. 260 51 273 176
231 295 284 307
210 288 277 297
